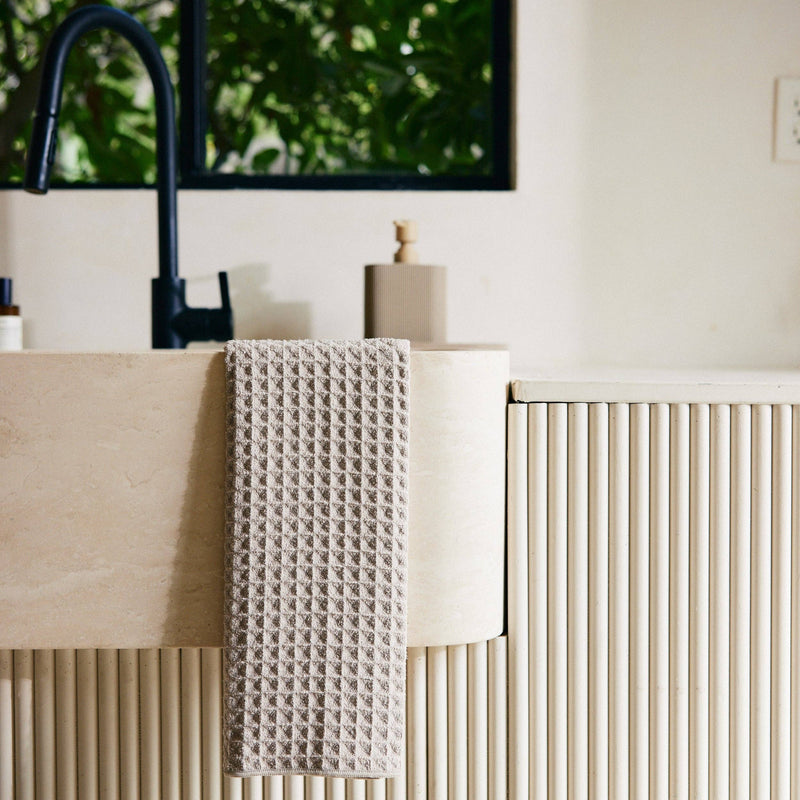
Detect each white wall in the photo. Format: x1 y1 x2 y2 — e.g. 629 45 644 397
580 0 800 370
3 0 800 372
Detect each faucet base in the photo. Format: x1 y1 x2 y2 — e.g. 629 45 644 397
152 276 187 348
152 274 233 348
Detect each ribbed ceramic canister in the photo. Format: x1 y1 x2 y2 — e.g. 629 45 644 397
364 263 446 343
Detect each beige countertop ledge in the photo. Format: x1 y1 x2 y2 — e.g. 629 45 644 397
0 349 508 650
512 367 800 404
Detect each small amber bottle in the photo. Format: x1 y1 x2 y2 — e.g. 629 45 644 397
0 278 23 351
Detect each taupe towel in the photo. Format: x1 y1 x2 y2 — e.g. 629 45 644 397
223 339 409 778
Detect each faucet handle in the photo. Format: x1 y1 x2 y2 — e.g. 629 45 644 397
218 271 231 311
211 271 233 341
153 271 233 347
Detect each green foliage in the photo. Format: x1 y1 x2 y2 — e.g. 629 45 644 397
206 0 494 176
0 0 495 183
0 0 177 182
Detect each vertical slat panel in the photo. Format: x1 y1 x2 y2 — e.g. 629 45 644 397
751 405 771 800
448 645 467 800
265 775 284 800
13 650 33 800
608 404 629 800
225 776 244 800
689 405 709 800
202 648 223 800
548 403 568 800
118 649 139 800
772 405 792 799
527 403 547 800
467 640 488 800
97 649 120 800
650 404 670 800
77 649 99 800
139 648 161 800
709 405 730 800
730 404 751 800
507 403 528 800
284 774 304 800
629 404 650 800
488 637 507 800
162 647 182 800
588 403 609 800
34 649 56 800
792 405 800 800
406 647 427 800
346 780 365 800
307 776 325 800
568 404 589 800
244 776 263 800
182 648 203 800
669 404 689 800
365 781 385 800
0 650 12 800
56 649 78 800
325 778 345 800
427 645 448 800
366 779 386 800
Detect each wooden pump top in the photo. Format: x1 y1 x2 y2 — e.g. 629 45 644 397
394 219 419 263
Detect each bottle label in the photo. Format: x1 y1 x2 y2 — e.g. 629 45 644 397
0 316 23 351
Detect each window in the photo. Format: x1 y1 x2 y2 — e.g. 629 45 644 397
0 0 510 189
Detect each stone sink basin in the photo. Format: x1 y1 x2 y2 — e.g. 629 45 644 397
0 349 508 650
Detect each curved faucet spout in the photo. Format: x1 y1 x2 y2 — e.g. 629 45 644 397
24 5 177 281
23 5 233 348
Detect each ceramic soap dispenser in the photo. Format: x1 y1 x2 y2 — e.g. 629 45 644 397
364 220 446 344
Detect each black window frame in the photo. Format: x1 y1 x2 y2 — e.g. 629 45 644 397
8 0 512 191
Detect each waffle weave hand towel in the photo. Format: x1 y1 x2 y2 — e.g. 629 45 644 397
223 339 410 778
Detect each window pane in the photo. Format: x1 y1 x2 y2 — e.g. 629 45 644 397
0 0 505 186
0 0 177 184
205 0 497 178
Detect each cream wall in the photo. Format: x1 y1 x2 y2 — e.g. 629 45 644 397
580 0 800 369
3 0 800 371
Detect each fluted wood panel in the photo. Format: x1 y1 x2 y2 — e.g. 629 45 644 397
509 401 800 799
0 642 506 800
